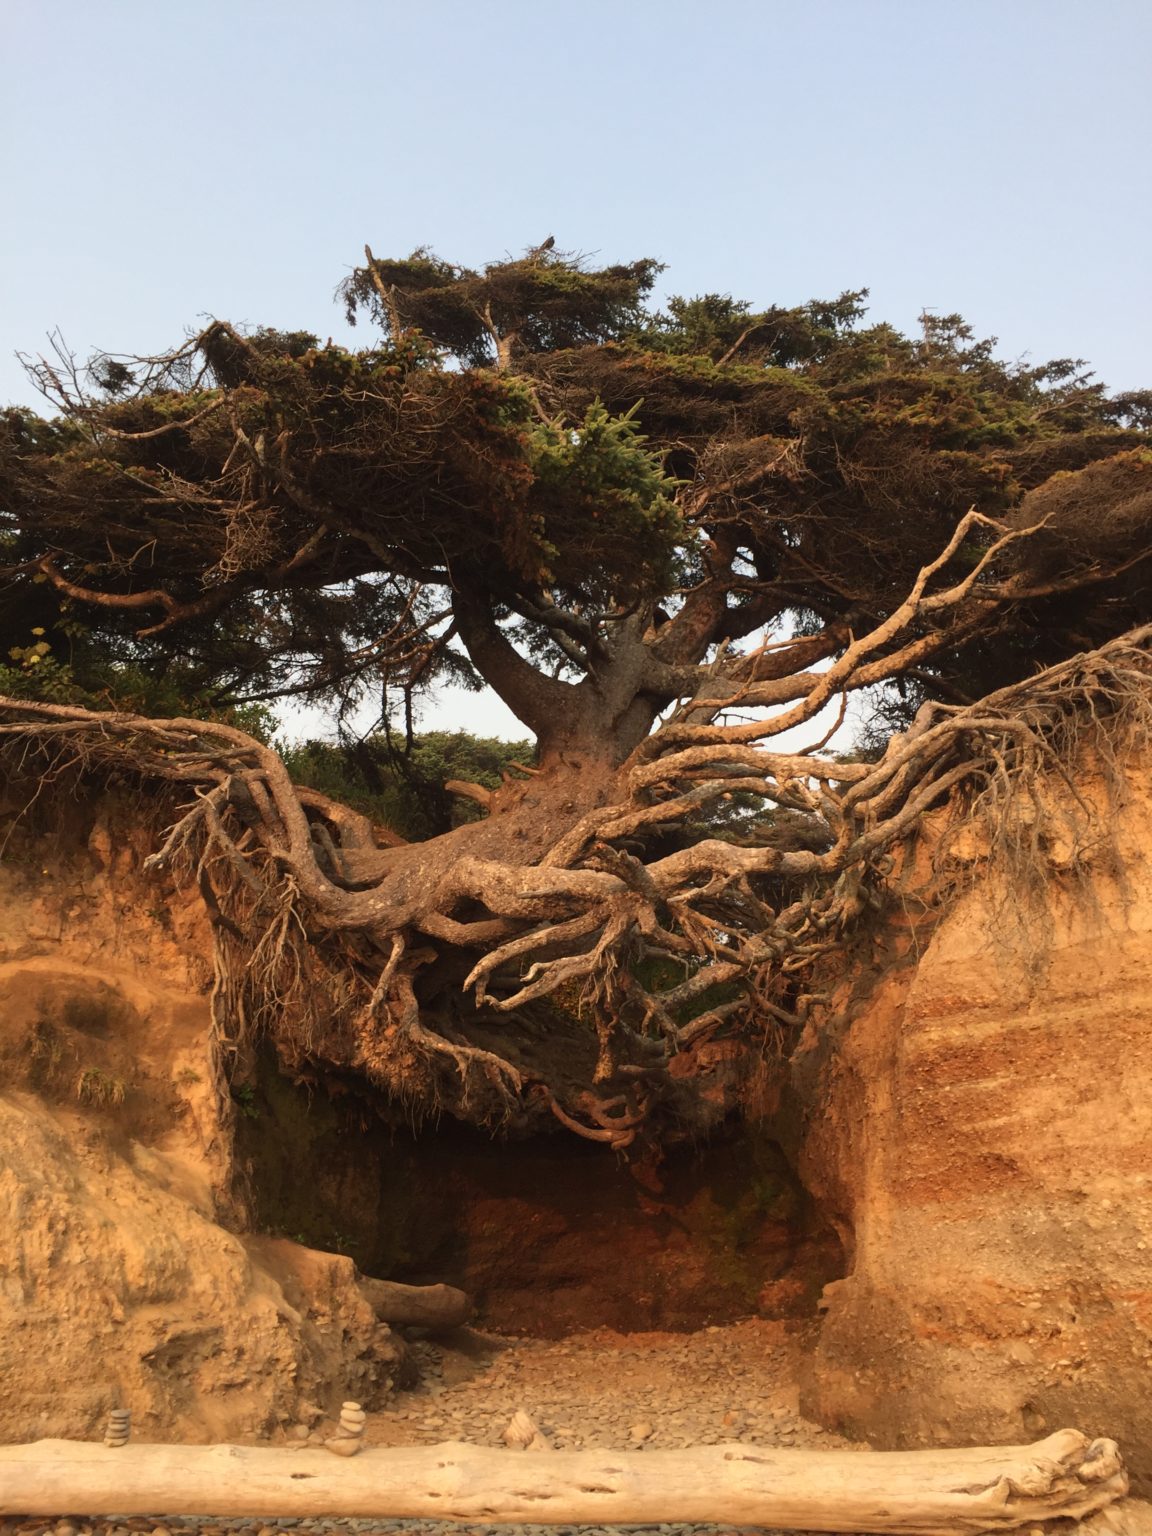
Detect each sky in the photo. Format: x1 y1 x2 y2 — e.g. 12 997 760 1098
4 0 1150 740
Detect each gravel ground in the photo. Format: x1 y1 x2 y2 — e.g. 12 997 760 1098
0 1319 861 1536
357 1318 860 1456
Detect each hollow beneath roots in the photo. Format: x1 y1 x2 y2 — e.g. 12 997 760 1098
238 1065 844 1337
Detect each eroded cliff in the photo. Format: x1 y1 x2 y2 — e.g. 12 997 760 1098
0 794 404 1443
797 747 1152 1486
5 743 1152 1475
0 787 838 1445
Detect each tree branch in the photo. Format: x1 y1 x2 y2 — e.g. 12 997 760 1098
452 590 578 735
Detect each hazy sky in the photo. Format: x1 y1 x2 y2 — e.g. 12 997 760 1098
4 0 1149 737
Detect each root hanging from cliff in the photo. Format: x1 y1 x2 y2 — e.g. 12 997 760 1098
917 636 1152 970
2 622 1150 1139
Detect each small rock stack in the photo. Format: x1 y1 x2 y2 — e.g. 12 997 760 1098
103 1409 130 1448
325 1400 366 1457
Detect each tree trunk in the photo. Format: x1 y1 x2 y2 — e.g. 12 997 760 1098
0 1430 1128 1532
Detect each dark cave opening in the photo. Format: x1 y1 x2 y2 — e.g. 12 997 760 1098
238 1061 844 1336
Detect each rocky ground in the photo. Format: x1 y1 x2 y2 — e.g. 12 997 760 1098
354 1317 857 1456
0 1318 859 1536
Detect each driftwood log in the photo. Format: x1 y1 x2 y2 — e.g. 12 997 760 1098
1079 1504 1152 1536
358 1276 473 1328
0 1429 1128 1532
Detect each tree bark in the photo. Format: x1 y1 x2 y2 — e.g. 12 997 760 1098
0 1430 1128 1531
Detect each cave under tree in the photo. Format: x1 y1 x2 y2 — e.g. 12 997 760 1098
1 242 1150 1150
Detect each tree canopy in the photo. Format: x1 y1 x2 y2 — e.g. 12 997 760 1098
2 241 1150 1145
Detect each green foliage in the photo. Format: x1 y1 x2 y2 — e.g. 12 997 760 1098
3 239 1148 741
527 401 683 595
231 1081 260 1119
3 321 687 720
636 288 870 368
340 244 663 367
0 626 276 737
282 729 535 841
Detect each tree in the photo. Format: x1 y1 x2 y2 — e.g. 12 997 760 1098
2 242 1150 1144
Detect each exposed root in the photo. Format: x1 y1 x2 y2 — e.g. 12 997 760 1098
3 605 1149 1139
361 940 524 1106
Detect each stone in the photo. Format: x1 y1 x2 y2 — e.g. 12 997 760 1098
501 1409 541 1449
324 1437 361 1458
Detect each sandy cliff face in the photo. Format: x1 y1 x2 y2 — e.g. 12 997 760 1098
0 795 403 1443
798 755 1152 1485
8 753 1152 1460
0 1092 402 1443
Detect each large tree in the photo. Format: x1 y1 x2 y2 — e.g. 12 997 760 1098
2 243 1150 1144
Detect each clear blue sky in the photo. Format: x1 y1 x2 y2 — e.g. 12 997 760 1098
3 0 1150 409
3 0 1149 739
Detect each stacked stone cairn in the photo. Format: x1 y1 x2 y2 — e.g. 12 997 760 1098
325 1400 366 1457
102 1409 130 1449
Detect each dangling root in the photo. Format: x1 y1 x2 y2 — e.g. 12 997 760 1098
2 617 1149 1140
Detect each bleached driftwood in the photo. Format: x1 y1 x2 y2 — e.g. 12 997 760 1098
0 1429 1128 1532
1078 1501 1152 1536
358 1276 473 1328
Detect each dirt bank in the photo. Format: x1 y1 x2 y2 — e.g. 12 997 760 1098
797 755 1152 1489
